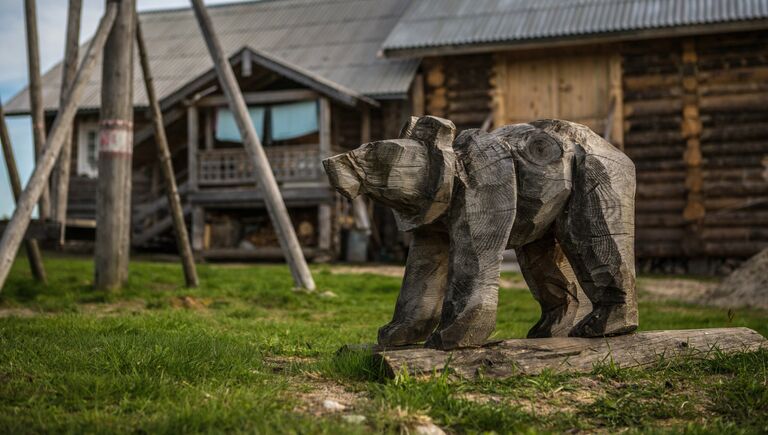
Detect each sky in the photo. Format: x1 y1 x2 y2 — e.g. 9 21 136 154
0 0 252 218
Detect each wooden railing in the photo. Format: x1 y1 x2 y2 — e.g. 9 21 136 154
198 144 326 186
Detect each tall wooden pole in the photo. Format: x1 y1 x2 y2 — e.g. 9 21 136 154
24 0 51 220
136 17 199 288
52 0 82 245
189 0 316 291
0 100 47 284
0 3 118 292
95 0 135 291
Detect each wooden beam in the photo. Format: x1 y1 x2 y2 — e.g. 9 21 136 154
204 110 213 150
0 100 47 283
196 89 319 107
187 106 199 191
190 0 316 291
0 3 118 292
608 52 624 148
374 328 767 379
319 97 332 158
411 73 425 117
51 0 82 244
352 108 371 234
191 206 204 251
241 49 252 77
94 0 135 291
681 39 705 257
24 0 51 219
137 17 199 288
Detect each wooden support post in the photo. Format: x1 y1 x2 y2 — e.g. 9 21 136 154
318 204 332 252
51 0 82 244
136 18 199 288
681 39 704 256
191 206 204 251
189 0 316 290
411 73 425 117
204 110 214 150
373 328 767 379
187 106 199 190
0 4 118 292
24 0 51 219
608 52 624 149
352 107 371 234
94 0 135 291
318 96 335 253
0 100 47 283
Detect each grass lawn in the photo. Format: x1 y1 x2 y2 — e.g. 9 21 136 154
0 254 766 434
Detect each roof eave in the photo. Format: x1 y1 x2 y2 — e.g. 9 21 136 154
382 19 768 58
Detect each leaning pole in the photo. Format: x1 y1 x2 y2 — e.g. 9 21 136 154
0 100 47 283
189 0 316 290
136 17 199 288
0 3 118 292
94 0 135 290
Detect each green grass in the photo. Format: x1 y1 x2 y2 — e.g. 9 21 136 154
1 254 766 434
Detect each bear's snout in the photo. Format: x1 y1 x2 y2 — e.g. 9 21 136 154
322 153 361 199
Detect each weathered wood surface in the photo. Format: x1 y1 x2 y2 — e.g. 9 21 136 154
24 0 51 220
375 328 767 379
324 116 636 350
189 0 315 291
136 18 198 288
0 4 117 292
51 0 82 244
0 100 47 283
95 0 135 291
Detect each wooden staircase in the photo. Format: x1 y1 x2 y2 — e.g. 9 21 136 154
132 181 190 249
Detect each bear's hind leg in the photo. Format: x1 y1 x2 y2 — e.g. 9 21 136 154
556 153 638 338
378 226 449 346
517 231 582 338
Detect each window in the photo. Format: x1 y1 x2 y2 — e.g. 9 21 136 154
214 100 318 145
77 122 99 178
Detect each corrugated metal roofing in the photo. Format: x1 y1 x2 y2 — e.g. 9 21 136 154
381 0 768 54
5 0 418 114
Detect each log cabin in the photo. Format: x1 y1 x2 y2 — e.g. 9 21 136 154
4 0 768 272
380 0 768 274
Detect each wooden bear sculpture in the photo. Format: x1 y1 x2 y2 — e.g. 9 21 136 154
323 116 637 350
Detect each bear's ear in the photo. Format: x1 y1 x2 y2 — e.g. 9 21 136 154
391 116 458 231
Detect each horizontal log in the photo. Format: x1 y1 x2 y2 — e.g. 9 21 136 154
699 93 768 112
701 141 768 156
623 73 680 90
636 183 686 198
703 182 768 197
0 219 60 240
374 328 766 378
626 145 683 160
698 66 768 86
702 168 765 182
636 214 687 227
702 242 768 257
624 99 682 117
636 228 686 241
703 211 768 226
636 170 686 183
636 198 686 212
700 227 768 242
636 242 685 257
702 123 768 142
704 196 768 211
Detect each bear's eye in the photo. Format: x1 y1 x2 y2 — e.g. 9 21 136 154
521 132 562 165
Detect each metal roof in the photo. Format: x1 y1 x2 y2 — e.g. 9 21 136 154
381 0 768 55
5 0 417 115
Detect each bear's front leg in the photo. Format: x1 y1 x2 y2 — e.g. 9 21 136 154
425 129 517 350
378 225 449 346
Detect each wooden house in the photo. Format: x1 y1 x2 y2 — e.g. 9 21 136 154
380 0 768 274
5 0 419 261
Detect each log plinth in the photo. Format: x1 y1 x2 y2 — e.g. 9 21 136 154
371 328 766 379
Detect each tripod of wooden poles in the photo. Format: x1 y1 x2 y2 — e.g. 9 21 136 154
0 0 316 293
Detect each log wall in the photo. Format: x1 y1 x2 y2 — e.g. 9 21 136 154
424 54 493 131
623 30 768 271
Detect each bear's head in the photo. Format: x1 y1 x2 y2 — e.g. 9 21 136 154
322 116 456 231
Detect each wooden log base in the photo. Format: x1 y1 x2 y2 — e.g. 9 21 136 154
370 328 766 379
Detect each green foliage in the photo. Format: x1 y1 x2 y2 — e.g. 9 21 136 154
0 255 766 433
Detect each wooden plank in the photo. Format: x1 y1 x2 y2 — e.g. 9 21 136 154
94 0 135 291
0 4 117 292
51 0 82 244
187 106 199 191
0 100 47 283
137 18 199 288
189 0 315 291
197 89 319 107
374 328 767 379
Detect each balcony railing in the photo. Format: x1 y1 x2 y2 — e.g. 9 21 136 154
198 144 326 187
